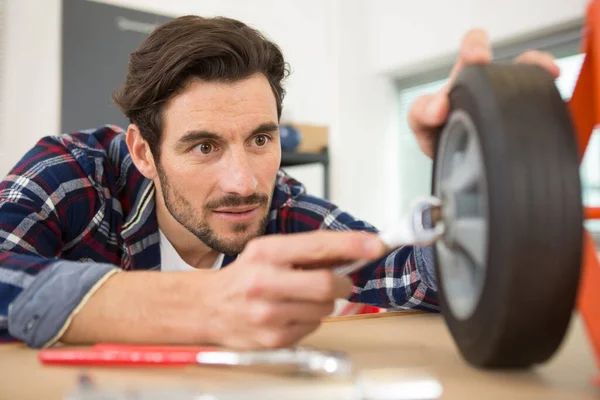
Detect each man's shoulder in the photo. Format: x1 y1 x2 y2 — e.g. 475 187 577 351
7 125 138 194
20 124 127 164
44 125 128 160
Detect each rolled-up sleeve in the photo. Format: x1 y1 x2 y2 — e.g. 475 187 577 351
8 261 120 348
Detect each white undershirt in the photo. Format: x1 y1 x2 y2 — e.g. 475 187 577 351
159 230 224 272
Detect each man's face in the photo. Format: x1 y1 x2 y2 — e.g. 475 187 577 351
155 74 281 255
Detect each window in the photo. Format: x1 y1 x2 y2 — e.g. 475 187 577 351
395 21 600 237
396 78 445 213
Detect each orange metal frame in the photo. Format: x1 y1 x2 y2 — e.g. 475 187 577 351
570 0 600 383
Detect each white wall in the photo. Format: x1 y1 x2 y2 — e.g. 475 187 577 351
367 0 588 76
327 0 402 229
1 0 62 174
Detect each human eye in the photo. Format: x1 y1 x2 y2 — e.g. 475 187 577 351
252 134 271 147
192 141 218 155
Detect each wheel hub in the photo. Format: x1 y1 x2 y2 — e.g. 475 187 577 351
434 109 488 321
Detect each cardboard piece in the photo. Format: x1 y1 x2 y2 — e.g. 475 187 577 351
289 124 329 153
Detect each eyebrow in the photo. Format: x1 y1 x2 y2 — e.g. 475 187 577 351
175 122 279 151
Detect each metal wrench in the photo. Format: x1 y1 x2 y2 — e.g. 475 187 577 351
195 347 353 377
333 196 444 276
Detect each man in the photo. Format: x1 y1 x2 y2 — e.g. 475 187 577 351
0 16 558 349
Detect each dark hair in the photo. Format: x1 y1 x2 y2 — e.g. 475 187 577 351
112 15 289 158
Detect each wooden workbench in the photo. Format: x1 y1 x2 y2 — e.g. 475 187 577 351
0 311 597 399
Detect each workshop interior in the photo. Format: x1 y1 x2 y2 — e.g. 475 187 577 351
1 0 599 399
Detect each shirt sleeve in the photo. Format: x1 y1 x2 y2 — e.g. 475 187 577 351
276 186 439 311
6 259 120 348
0 136 121 347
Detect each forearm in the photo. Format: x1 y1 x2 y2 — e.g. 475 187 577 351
61 269 218 346
3 254 220 347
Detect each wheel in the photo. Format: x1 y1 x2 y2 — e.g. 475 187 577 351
431 64 583 368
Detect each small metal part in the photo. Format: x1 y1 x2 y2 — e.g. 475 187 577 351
334 196 444 277
196 347 353 377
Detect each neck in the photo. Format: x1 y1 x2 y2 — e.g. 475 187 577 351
155 192 218 269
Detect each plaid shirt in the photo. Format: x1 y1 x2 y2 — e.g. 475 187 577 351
0 125 439 345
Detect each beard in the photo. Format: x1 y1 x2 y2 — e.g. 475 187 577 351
156 163 271 256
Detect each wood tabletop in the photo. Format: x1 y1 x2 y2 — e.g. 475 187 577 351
0 311 597 400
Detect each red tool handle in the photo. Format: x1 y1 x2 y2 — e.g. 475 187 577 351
39 343 222 366
38 349 198 366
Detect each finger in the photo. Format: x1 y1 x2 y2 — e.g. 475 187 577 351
259 321 321 348
459 28 492 63
515 50 560 79
407 87 450 161
247 267 353 302
250 300 335 326
451 28 493 83
408 92 449 133
409 30 491 131
243 230 386 265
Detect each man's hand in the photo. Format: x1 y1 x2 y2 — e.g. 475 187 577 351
202 230 385 349
408 29 561 159
62 230 385 349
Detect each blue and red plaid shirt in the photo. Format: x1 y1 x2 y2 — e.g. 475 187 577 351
0 125 439 345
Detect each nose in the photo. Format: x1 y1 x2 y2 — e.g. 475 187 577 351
218 148 258 197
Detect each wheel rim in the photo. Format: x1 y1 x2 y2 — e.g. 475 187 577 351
434 109 489 320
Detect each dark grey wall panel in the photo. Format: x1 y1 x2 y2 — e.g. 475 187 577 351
61 0 171 133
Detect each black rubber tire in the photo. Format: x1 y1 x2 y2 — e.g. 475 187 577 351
431 64 583 368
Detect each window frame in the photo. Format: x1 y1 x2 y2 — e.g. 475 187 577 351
394 18 584 90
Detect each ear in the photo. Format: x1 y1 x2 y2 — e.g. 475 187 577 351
126 124 158 180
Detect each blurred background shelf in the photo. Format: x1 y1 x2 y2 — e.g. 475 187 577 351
281 150 328 167
280 150 330 199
